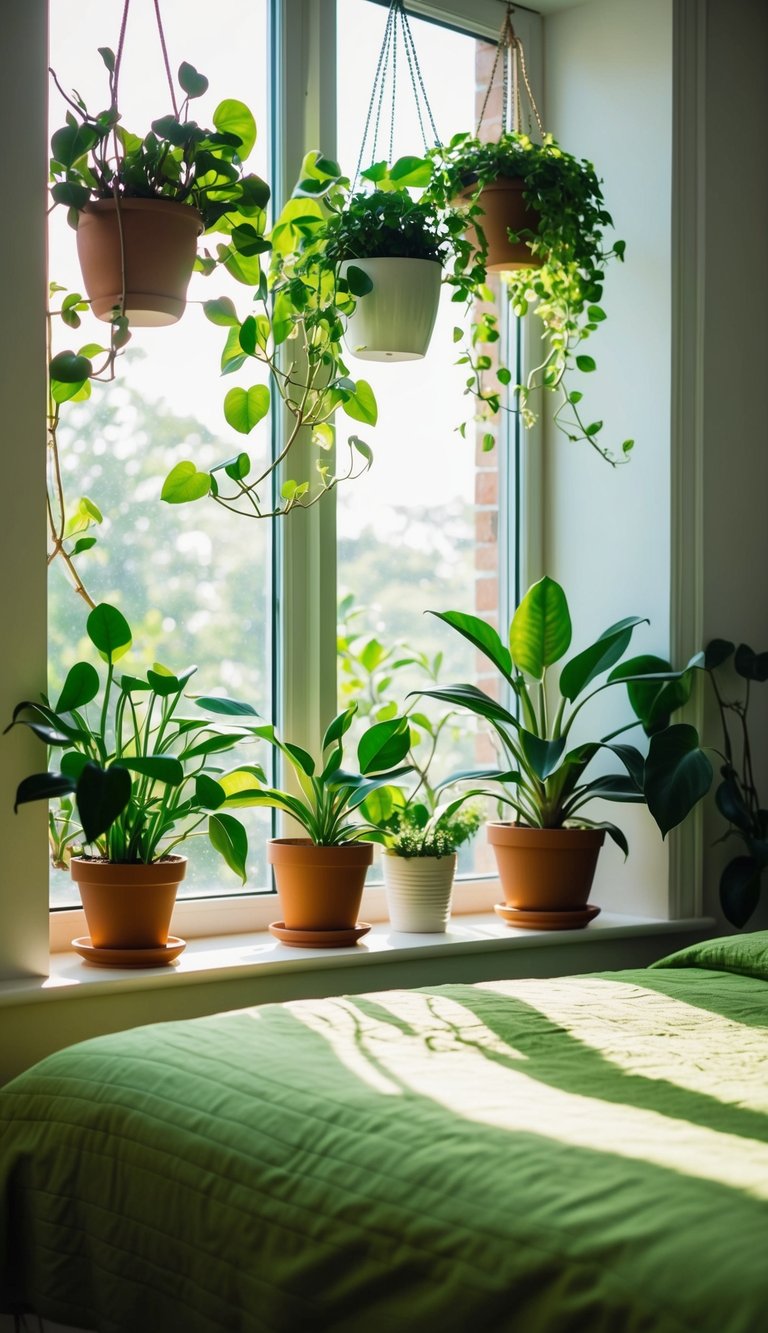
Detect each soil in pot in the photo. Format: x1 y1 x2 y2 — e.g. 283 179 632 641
460 177 542 272
267 839 373 930
487 824 605 912
70 855 187 949
340 257 442 361
382 851 457 933
76 198 203 326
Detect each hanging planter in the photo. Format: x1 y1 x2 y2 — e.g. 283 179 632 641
340 257 441 362
425 4 632 465
76 198 203 327
49 0 269 327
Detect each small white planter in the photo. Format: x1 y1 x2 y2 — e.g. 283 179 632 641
340 257 442 362
382 850 457 933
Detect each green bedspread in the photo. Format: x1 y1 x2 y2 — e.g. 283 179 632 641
1 943 767 1332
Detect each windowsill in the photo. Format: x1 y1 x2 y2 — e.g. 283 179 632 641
1 911 714 1007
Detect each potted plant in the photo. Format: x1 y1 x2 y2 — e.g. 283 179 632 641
220 703 412 944
7 603 266 961
425 131 632 464
376 801 482 933
50 50 269 325
416 576 709 928
321 179 451 362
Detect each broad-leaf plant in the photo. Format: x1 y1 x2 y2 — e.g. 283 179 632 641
416 576 710 856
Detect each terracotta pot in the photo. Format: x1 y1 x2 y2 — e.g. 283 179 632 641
487 824 605 910
340 257 442 362
70 856 187 949
382 851 456 933
76 198 203 326
460 176 542 272
267 839 373 930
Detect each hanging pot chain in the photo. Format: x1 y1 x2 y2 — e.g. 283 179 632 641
352 0 441 191
476 3 544 139
112 0 179 118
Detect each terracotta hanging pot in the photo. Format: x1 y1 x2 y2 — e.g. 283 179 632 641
340 257 442 362
267 838 373 930
76 197 203 326
382 850 457 933
487 823 604 912
460 176 543 273
70 855 187 949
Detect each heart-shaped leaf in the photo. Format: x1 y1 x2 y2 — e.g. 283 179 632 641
178 61 209 99
86 603 132 664
212 99 256 158
223 385 270 434
76 761 132 843
56 661 100 714
161 461 211 504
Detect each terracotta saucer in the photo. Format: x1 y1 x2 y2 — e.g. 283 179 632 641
494 903 601 931
72 935 187 967
269 921 371 949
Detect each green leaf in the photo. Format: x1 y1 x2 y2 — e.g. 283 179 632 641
86 603 132 664
49 350 92 383
223 384 270 434
576 354 596 373
181 732 250 760
509 577 572 679
178 61 209 99
204 296 239 326
346 265 374 297
358 718 411 775
120 756 184 786
429 610 513 680
417 683 517 731
208 812 249 883
519 730 566 781
612 654 694 733
643 724 712 837
161 461 211 504
195 774 226 810
98 46 116 73
341 380 378 427
221 325 249 375
559 617 647 702
704 639 735 670
76 760 132 843
388 154 432 187
719 857 762 929
284 743 315 777
14 771 77 812
231 224 271 258
212 99 256 158
55 661 100 713
322 705 356 752
195 695 261 718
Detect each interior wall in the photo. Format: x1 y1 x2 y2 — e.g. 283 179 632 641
700 0 768 929
540 0 674 916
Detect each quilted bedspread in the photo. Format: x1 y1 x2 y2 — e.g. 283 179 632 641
1 937 768 1332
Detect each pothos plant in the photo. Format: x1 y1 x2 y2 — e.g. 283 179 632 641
7 602 266 879
425 132 632 465
158 151 392 523
47 51 271 605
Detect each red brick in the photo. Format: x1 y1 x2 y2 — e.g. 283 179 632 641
474 510 498 544
475 576 498 613
475 470 499 506
474 542 497 572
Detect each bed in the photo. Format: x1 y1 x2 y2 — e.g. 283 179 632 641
1 932 767 1333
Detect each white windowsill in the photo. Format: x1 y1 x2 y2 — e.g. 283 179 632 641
1 910 714 1008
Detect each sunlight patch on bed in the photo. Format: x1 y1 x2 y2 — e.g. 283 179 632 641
288 988 768 1201
475 977 768 1114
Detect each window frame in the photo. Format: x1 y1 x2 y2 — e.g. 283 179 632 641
1 0 556 975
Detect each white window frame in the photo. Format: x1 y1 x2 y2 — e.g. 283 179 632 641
0 0 544 975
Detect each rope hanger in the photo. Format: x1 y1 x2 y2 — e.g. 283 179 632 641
477 3 544 138
353 0 441 189
111 0 179 117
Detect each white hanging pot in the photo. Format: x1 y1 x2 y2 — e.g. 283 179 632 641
340 257 442 362
382 850 457 933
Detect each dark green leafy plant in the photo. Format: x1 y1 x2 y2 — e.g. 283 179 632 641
7 603 267 879
322 187 452 266
626 638 768 928
212 703 413 846
416 576 709 854
425 131 631 464
50 52 269 257
380 802 483 859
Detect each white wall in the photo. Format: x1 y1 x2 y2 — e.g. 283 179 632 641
540 0 673 915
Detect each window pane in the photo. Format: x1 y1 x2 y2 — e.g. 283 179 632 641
48 0 272 905
336 1 509 877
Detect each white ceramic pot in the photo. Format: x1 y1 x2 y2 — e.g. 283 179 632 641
340 257 442 362
382 850 457 933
